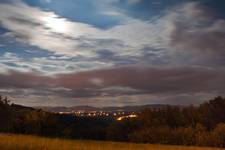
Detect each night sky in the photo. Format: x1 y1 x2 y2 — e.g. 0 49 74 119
0 0 225 106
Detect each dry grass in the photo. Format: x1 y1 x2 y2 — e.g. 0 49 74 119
0 133 223 150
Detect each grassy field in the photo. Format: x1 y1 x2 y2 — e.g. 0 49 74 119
0 134 224 150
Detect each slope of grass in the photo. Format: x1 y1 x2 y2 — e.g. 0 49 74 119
0 133 223 150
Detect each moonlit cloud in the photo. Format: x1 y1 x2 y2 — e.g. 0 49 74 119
1 1 221 64
0 1 167 58
0 52 114 74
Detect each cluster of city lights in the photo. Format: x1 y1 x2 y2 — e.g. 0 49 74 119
73 111 126 117
116 114 138 121
57 110 138 121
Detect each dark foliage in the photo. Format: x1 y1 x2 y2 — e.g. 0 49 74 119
1 96 225 147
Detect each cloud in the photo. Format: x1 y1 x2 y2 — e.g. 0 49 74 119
0 44 4 47
126 0 142 5
0 2 100 56
89 78 104 87
0 52 115 74
0 0 165 74
0 66 224 106
1 1 224 71
170 3 225 57
45 0 52 3
0 1 225 106
0 1 166 58
0 1 224 59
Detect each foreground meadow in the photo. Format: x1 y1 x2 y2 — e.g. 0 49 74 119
0 134 224 150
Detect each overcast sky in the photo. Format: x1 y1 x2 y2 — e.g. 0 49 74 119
0 0 225 106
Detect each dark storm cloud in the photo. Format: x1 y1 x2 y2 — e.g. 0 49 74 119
0 66 225 99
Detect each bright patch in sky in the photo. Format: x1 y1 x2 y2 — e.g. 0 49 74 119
42 14 69 33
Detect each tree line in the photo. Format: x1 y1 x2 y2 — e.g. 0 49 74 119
1 96 225 147
109 96 225 147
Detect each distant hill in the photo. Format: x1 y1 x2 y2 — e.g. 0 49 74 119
36 104 182 113
11 103 35 111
